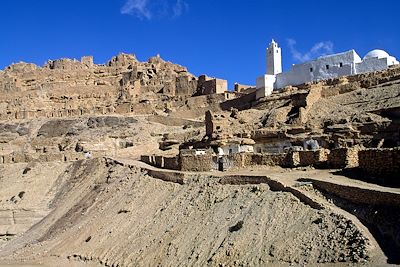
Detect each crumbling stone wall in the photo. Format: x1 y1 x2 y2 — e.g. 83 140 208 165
359 148 400 178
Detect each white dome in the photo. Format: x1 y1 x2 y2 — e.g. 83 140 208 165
363 49 390 60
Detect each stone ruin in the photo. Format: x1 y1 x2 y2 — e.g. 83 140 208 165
141 64 400 184
0 53 229 120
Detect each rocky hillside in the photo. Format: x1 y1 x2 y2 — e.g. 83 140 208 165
1 56 400 266
0 53 198 120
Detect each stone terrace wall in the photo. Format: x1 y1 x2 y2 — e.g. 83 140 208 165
359 148 400 178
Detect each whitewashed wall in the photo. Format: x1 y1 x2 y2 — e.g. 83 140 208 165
256 45 399 100
356 57 391 74
275 50 360 89
256 75 275 98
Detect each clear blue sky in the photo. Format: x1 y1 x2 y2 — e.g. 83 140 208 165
1 0 399 88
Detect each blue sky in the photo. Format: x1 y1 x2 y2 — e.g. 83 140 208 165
1 0 399 88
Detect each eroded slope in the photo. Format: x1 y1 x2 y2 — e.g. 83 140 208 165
1 159 373 266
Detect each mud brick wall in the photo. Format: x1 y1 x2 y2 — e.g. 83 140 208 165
359 148 400 177
328 148 359 168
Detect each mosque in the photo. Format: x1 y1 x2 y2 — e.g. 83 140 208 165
256 40 399 99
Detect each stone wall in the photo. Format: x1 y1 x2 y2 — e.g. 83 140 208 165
328 148 359 168
140 147 400 174
179 154 216 172
197 75 227 95
179 152 288 172
250 153 287 167
140 155 180 170
220 91 257 111
285 149 329 168
359 148 400 178
234 83 255 94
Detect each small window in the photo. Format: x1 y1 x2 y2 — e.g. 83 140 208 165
326 65 329 70
276 49 279 53
310 67 313 72
339 62 343 67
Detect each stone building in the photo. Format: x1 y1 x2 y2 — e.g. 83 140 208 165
197 75 228 95
256 40 399 99
234 83 256 94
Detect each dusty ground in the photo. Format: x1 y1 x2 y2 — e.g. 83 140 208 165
0 158 394 267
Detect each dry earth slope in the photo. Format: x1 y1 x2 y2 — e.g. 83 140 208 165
0 158 376 266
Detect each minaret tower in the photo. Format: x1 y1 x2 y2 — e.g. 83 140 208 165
266 39 282 75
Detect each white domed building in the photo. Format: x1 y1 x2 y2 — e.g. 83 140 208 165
364 49 390 59
356 49 399 73
256 41 399 99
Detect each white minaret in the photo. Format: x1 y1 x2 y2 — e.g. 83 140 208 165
266 39 282 75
